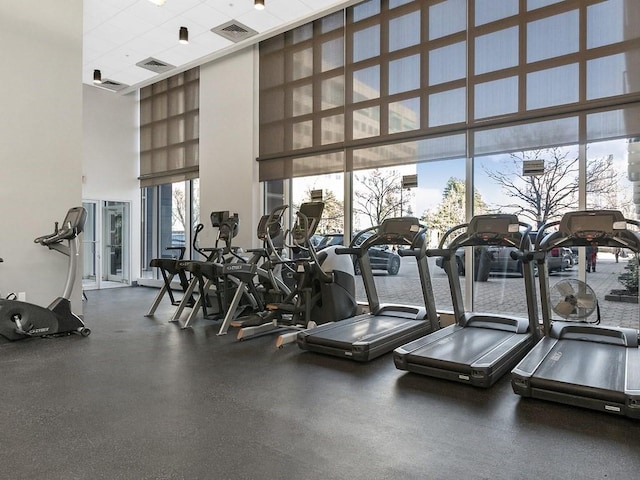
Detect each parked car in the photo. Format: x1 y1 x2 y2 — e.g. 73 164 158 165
316 234 343 250
435 243 573 277
309 234 323 247
316 232 402 275
435 246 522 277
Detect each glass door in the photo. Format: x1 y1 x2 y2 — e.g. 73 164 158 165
102 201 130 286
82 201 99 290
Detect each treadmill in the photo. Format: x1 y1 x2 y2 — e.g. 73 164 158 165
393 214 540 388
296 217 439 362
511 210 640 418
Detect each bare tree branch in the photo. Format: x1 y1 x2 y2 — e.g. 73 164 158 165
482 147 619 228
353 169 413 228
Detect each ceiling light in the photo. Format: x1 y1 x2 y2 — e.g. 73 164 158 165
254 0 265 10
148 0 167 5
179 26 189 44
93 69 102 84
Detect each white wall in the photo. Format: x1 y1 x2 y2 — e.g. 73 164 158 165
199 47 261 249
82 85 141 282
0 1 84 309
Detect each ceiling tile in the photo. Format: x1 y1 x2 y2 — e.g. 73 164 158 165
237 9 285 32
84 0 353 91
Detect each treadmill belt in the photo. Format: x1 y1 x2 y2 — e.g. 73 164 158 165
306 314 425 349
531 340 627 398
405 328 517 366
298 312 432 361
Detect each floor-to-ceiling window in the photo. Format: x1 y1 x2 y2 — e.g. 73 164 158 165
140 179 199 281
256 0 640 316
138 67 199 283
291 173 345 237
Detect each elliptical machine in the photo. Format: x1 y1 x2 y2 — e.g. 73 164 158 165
0 206 91 341
235 201 358 346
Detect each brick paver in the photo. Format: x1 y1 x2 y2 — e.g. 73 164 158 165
355 252 640 330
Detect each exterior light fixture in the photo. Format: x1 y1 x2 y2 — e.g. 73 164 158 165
93 69 102 84
255 0 265 10
148 0 167 6
179 26 189 44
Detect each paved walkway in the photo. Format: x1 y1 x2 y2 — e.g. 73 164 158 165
355 252 640 330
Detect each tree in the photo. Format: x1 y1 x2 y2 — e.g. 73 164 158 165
172 183 199 234
422 177 488 237
482 147 619 229
353 169 413 229
172 188 187 232
295 187 344 234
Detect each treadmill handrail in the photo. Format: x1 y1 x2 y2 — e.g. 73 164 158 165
425 248 450 258
535 210 640 337
397 225 430 258
438 215 533 252
438 223 468 249
351 217 426 254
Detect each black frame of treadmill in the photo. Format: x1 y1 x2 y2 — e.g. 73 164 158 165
512 209 640 418
441 216 539 333
393 214 541 387
297 217 439 362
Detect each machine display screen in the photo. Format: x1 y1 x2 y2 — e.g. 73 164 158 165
473 216 516 235
62 207 86 229
210 211 230 227
567 214 615 234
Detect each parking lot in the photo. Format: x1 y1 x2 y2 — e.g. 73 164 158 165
354 251 640 330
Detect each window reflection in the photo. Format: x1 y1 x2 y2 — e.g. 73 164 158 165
475 27 519 75
352 25 380 62
429 41 466 86
475 77 518 119
388 54 420 95
429 88 466 127
429 0 466 40
527 10 579 63
353 66 381 102
389 98 420 134
527 64 579 110
475 0 519 26
388 11 420 51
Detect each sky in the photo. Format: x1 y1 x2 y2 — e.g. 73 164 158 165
292 136 634 233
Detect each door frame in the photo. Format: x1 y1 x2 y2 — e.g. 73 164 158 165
82 199 131 290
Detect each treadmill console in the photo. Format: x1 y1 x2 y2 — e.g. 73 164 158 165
454 214 529 249
561 210 624 240
542 210 640 250
378 217 422 246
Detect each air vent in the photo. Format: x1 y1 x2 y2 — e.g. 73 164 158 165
211 20 258 43
136 57 175 73
98 79 128 92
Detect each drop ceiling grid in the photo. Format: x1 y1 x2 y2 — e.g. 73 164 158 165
84 0 353 90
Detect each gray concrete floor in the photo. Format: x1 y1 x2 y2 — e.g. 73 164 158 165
1 286 640 479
